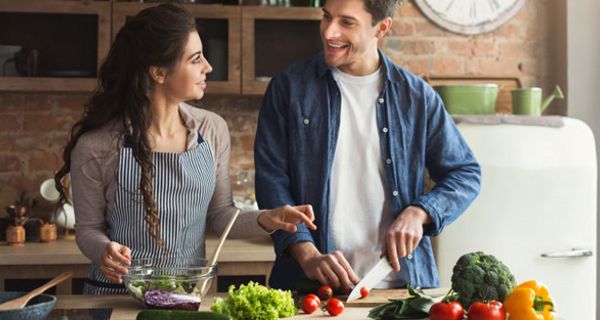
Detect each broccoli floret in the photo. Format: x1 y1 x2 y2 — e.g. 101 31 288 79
451 251 516 308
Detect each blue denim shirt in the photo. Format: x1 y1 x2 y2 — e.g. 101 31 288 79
254 51 481 290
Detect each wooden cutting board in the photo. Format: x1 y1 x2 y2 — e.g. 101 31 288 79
343 288 449 307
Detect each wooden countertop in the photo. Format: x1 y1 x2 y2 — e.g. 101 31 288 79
53 288 449 319
0 234 276 265
54 294 372 320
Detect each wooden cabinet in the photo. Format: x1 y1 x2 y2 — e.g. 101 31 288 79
0 0 111 92
112 3 242 95
241 6 322 95
0 1 323 95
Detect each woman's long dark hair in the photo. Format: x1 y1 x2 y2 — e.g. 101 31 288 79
55 4 196 247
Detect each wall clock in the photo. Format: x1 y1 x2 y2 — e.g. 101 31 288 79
413 0 528 35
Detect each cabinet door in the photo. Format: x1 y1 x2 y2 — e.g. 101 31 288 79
112 3 241 95
241 6 322 95
0 0 111 92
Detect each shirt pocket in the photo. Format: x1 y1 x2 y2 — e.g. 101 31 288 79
288 103 326 156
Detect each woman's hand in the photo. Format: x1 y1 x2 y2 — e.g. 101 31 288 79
100 241 131 283
257 204 317 233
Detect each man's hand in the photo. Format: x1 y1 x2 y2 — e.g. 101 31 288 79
381 206 432 272
289 242 359 292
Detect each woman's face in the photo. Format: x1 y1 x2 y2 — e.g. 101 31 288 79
163 31 213 101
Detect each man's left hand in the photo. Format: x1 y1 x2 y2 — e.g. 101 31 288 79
381 206 432 272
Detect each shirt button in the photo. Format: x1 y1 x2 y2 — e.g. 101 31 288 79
386 159 392 165
382 127 389 133
303 118 310 125
378 98 385 104
407 254 413 260
392 191 398 197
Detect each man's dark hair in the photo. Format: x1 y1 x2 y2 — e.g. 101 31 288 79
363 0 403 25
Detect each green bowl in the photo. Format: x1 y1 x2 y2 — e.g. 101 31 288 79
433 84 499 115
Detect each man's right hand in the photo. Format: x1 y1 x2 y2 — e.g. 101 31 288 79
289 242 359 292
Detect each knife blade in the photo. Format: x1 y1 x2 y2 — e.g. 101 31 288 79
346 257 393 302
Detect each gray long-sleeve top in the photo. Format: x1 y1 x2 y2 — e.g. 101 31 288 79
70 103 265 265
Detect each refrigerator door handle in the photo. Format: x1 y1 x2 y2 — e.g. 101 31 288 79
541 248 593 258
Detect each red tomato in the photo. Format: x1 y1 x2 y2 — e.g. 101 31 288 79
318 285 333 301
360 287 369 299
429 301 464 320
467 300 506 320
326 298 344 316
302 295 320 314
305 293 319 301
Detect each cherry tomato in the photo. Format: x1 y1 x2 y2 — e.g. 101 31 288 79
467 300 506 320
429 301 464 320
360 287 369 299
302 294 320 314
326 298 344 316
318 285 333 301
305 293 319 301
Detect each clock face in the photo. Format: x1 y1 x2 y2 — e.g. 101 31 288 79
414 0 527 35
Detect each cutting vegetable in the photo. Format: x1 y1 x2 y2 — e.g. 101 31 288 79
53 4 316 295
254 0 481 294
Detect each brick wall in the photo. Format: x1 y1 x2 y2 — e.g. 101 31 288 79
0 0 562 214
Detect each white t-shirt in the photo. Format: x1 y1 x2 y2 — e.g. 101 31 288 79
330 68 400 288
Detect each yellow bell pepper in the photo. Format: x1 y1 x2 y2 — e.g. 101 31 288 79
504 280 556 320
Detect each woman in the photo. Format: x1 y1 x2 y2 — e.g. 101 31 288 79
54 4 315 294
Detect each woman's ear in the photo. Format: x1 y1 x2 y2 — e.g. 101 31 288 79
149 65 167 84
375 17 393 39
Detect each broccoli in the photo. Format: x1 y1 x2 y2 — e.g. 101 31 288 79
450 251 516 308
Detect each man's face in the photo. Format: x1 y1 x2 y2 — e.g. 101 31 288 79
320 0 383 73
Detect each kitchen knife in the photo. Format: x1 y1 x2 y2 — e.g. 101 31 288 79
346 257 393 302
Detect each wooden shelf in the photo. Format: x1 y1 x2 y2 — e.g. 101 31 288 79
0 77 97 92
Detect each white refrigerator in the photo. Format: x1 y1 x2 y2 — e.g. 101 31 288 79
434 117 597 320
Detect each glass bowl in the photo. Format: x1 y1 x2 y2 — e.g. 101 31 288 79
122 256 217 310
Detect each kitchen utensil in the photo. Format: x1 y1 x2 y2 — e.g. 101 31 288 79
346 257 393 303
196 208 241 296
512 85 564 116
0 45 21 76
433 84 499 115
40 178 60 202
0 272 71 311
123 256 217 309
55 203 75 230
0 292 56 320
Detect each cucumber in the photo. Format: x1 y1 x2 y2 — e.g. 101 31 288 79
136 310 232 320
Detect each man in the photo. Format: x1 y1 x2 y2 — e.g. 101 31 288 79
254 0 481 291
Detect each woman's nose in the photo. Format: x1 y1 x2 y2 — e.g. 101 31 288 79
204 59 213 74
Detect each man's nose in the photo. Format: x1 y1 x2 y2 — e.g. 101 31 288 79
322 22 342 39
